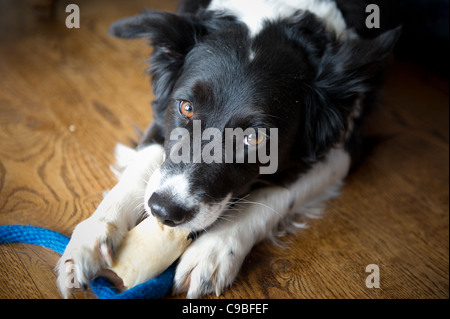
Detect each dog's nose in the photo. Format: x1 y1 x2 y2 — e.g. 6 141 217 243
148 192 190 227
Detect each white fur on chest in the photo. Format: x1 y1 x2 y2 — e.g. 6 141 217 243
208 0 349 38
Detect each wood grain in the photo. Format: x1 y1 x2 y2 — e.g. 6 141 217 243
0 0 448 299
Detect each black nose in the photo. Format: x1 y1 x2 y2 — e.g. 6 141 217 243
149 192 191 227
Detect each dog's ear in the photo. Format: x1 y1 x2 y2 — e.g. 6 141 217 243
297 27 401 162
109 11 207 143
109 10 205 58
314 26 402 101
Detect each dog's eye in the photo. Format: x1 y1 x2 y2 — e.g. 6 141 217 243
244 132 266 146
179 100 194 118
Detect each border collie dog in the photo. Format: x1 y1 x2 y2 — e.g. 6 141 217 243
57 0 400 298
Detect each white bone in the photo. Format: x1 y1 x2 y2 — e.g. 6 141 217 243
100 216 191 291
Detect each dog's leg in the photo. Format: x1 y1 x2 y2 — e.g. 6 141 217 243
56 143 164 298
173 147 351 298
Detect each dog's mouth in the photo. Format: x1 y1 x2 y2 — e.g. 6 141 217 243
144 165 235 231
180 192 233 232
185 193 236 239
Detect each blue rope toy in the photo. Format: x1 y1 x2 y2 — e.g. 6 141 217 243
0 224 175 299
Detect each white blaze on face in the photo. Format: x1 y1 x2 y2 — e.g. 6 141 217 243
144 167 232 231
144 169 193 212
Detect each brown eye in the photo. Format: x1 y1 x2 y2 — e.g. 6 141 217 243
179 100 194 118
244 132 266 146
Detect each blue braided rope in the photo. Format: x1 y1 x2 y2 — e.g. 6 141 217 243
0 224 69 254
0 224 174 299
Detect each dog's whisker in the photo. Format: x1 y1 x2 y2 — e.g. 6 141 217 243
231 199 281 217
217 216 234 223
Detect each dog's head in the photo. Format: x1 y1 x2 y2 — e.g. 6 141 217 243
109 10 400 230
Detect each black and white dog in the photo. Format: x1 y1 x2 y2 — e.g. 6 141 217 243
57 0 400 298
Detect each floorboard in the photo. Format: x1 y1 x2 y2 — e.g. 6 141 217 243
0 0 448 299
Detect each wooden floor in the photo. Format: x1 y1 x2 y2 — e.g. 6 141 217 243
0 0 448 299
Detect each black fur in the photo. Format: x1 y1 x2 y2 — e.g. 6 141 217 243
109 0 400 225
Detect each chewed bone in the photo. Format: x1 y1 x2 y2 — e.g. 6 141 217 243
99 216 192 291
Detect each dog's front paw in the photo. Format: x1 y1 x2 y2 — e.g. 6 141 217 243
173 230 247 298
56 219 126 298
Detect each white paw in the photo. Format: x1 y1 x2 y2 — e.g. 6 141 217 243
173 230 247 298
56 219 126 298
